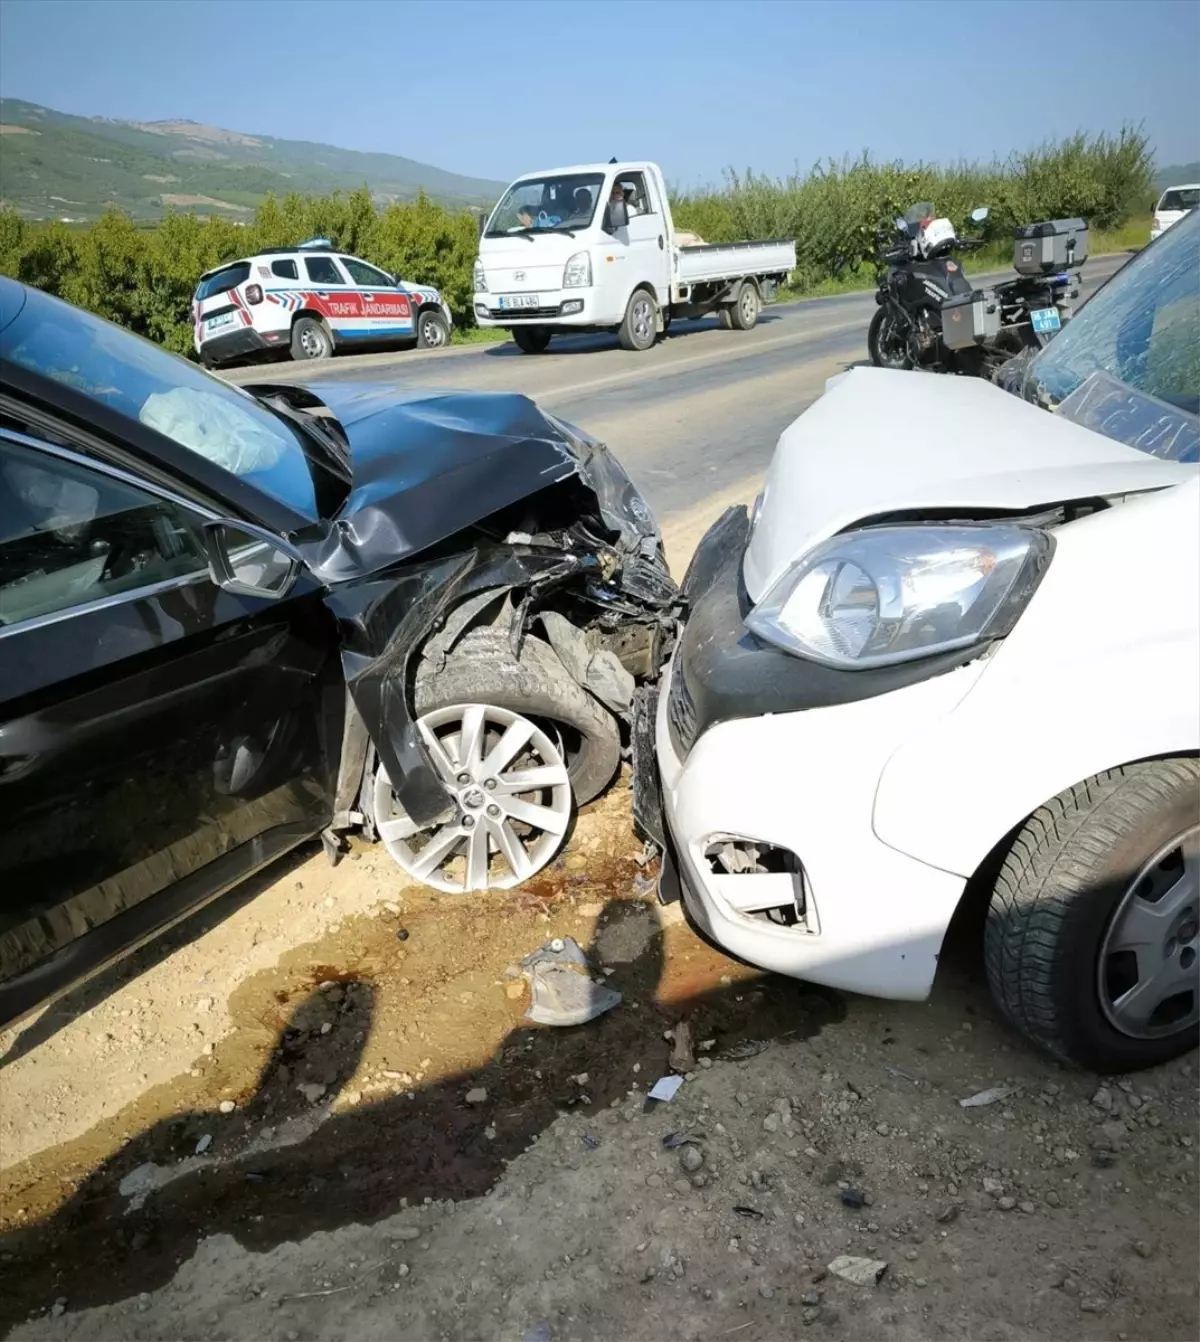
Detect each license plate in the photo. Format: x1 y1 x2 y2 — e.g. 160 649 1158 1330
206 313 236 332
497 294 539 310
1031 307 1061 335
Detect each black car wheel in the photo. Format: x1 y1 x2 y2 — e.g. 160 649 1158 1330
291 316 333 361
728 281 760 331
512 327 552 354
418 310 450 349
372 628 619 893
984 759 1200 1072
618 288 658 352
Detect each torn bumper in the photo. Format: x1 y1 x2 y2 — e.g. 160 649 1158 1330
641 508 975 1000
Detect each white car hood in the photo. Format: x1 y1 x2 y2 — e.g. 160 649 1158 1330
744 366 1195 602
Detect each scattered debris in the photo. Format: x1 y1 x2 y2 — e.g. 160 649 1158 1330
520 937 621 1027
194 1134 213 1155
395 929 410 942
647 1075 684 1104
828 1255 889 1286
522 1323 551 1342
632 869 658 897
581 1134 600 1149
959 1086 1016 1109
662 1132 691 1149
719 1038 772 1062
936 1204 960 1224
840 1188 866 1210
884 1065 918 1083
668 1019 696 1073
732 1205 764 1221
117 1162 161 1212
218 1100 236 1115
465 1088 489 1106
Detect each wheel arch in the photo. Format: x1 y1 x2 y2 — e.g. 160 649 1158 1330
956 748 1200 915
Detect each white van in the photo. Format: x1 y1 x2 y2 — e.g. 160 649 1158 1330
472 161 795 353
1151 183 1199 240
193 241 453 367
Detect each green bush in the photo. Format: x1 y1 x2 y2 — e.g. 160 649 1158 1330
0 128 1152 356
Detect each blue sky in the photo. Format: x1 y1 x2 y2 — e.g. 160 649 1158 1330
1 0 1196 185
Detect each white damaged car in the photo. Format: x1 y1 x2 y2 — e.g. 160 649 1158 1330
641 209 1199 1072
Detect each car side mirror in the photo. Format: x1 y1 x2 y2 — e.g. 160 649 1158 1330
477 210 488 238
604 199 629 232
970 206 990 223
204 521 301 600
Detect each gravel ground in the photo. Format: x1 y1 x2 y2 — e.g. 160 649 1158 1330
1 785 1196 1341
0 490 1196 1341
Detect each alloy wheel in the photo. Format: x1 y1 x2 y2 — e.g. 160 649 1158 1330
373 703 572 893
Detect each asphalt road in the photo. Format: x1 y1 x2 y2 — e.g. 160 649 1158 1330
227 253 1130 531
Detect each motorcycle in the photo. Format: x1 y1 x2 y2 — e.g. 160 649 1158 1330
868 203 1081 379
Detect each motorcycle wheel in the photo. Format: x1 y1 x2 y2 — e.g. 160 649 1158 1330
868 306 912 370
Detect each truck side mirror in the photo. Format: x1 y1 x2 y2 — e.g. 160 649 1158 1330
970 206 990 223
604 199 629 232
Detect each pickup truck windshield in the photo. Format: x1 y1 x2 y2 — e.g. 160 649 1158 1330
1029 209 1199 462
486 173 604 236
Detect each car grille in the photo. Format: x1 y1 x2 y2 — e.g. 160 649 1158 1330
667 664 698 759
492 307 562 320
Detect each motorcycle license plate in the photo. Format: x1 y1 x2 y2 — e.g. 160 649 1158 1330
1031 307 1061 335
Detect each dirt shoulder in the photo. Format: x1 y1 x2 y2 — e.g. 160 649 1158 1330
1 493 1197 1342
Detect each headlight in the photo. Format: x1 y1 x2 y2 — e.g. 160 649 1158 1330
563 251 592 288
473 259 487 292
745 524 1052 670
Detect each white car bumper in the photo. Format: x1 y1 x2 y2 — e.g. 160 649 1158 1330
656 652 977 999
473 289 600 328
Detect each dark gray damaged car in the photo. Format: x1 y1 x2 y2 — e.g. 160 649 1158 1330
0 277 678 1027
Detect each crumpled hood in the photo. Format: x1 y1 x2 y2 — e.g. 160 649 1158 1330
247 382 656 584
744 366 1196 602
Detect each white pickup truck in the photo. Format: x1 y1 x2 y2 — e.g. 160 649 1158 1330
472 160 796 353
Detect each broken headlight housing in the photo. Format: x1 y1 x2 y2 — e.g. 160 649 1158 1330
745 524 1052 670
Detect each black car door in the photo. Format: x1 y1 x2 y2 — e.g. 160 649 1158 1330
0 429 344 1024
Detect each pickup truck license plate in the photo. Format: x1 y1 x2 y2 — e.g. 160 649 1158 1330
497 294 539 310
206 313 236 332
1030 307 1061 335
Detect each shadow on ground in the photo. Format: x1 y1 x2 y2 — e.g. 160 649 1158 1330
483 311 785 359
0 897 845 1327
0 845 319 1070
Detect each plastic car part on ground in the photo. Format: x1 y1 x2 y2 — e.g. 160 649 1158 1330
519 937 622 1026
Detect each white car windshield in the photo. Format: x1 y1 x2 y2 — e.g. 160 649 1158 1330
486 173 604 236
1 286 321 516
1159 187 1200 212
1028 209 1199 463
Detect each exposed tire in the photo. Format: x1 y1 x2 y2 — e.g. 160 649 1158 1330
512 326 552 354
291 315 333 361
868 306 912 369
618 287 658 352
415 627 620 807
728 280 760 331
718 309 733 330
984 759 1200 1073
417 309 450 349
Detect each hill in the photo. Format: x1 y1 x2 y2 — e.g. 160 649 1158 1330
0 98 506 221
1153 161 1200 193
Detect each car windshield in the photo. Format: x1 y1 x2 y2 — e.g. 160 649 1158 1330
1027 209 1199 463
1 284 323 517
195 262 251 301
1159 187 1200 212
904 202 935 228
486 173 604 236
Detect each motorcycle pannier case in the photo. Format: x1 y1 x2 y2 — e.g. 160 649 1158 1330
1012 218 1089 275
941 289 1000 350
